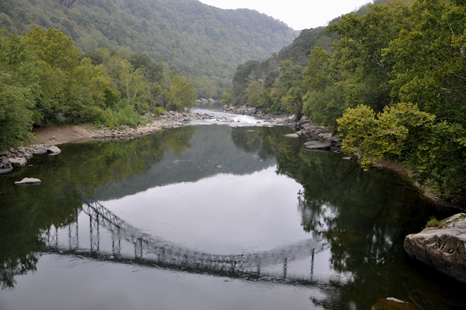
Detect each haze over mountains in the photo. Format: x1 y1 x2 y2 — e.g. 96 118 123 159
0 0 297 97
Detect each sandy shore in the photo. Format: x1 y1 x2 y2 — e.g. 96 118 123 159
33 124 94 145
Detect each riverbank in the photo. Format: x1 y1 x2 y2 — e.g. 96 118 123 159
0 111 214 176
33 111 215 144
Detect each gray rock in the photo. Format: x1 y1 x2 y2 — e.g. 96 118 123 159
404 213 466 284
9 157 27 168
19 150 33 160
47 145 61 155
31 145 48 154
304 141 332 151
317 132 333 140
285 134 299 138
0 167 13 175
15 177 41 185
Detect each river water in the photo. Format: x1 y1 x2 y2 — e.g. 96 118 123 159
1 109 465 309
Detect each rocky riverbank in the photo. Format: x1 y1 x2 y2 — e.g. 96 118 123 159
0 111 214 176
0 144 61 175
220 105 341 151
90 111 214 141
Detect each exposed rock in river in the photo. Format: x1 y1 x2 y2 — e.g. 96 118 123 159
15 177 41 185
304 141 332 151
47 145 61 155
404 213 466 284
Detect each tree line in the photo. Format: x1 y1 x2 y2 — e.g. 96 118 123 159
0 27 196 151
224 0 466 200
0 0 297 98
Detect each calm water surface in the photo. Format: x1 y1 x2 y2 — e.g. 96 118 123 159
1 110 465 309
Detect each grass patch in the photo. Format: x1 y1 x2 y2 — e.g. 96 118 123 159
426 217 443 228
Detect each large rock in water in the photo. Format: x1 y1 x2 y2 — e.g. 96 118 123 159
404 213 466 284
9 157 27 168
304 141 331 151
47 145 61 155
15 177 41 185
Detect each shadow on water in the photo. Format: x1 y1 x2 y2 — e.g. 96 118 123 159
0 124 465 309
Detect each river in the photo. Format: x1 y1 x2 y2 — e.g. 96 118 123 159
0 109 465 309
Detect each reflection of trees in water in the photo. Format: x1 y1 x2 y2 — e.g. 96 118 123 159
230 126 465 308
1 125 465 308
0 127 196 288
271 143 462 308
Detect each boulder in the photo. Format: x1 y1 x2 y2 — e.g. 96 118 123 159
304 141 331 151
15 177 41 185
47 145 61 155
284 134 299 138
299 115 309 123
9 157 27 168
404 213 466 284
317 132 333 140
31 145 48 154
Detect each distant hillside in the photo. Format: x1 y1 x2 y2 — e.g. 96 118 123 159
0 0 297 97
224 0 397 107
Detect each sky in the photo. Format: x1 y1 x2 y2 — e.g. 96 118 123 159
198 0 373 30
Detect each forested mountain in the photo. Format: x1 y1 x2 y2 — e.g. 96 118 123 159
0 0 297 97
223 0 393 109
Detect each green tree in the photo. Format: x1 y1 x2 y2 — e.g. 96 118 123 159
385 0 466 123
327 0 413 111
22 27 81 124
0 29 40 150
165 70 197 111
66 58 120 123
338 103 466 197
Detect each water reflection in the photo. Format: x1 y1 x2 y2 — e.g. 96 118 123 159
1 124 465 309
43 197 328 286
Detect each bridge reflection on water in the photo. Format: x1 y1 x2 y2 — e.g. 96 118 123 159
43 198 329 286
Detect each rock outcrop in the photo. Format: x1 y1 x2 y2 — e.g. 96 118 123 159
404 213 466 284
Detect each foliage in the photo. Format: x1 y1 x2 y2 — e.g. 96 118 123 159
0 30 40 151
0 26 202 150
338 102 466 196
1 0 297 97
165 70 197 111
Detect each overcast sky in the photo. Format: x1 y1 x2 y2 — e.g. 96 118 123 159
198 0 372 30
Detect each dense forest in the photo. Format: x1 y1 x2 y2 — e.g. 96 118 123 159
0 26 197 149
0 0 297 98
224 0 466 200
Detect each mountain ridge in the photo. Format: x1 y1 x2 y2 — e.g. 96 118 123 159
0 0 298 97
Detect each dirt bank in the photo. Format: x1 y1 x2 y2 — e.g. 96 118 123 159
33 124 94 145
